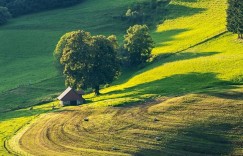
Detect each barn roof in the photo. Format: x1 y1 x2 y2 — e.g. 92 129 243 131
76 90 85 95
57 87 83 101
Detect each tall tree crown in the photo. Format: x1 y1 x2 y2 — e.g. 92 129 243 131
54 30 120 95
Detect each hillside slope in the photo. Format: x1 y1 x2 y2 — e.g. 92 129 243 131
8 92 243 155
0 0 239 112
0 0 139 112
0 0 243 155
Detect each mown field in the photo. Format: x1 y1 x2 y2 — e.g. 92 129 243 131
0 0 243 155
7 90 243 155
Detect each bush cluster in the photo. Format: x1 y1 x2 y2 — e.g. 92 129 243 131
0 0 84 25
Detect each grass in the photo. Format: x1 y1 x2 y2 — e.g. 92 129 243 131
0 102 59 155
7 89 243 155
153 0 227 54
0 0 243 155
0 0 240 112
87 33 243 107
0 0 144 112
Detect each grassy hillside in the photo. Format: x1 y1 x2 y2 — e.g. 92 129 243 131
0 102 58 155
0 0 243 155
89 33 243 107
153 0 227 54
0 0 236 112
0 0 142 112
7 90 243 155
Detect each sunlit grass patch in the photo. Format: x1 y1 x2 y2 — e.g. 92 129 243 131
8 91 243 155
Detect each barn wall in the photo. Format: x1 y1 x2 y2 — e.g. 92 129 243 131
60 100 84 106
77 100 82 105
60 101 71 106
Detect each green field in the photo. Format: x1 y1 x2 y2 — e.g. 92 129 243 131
0 0 243 155
0 0 143 112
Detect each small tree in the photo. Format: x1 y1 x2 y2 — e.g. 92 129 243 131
124 24 154 66
56 30 120 96
0 6 11 25
227 0 243 39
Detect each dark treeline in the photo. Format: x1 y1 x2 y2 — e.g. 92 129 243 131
121 0 170 26
227 0 243 39
0 0 84 17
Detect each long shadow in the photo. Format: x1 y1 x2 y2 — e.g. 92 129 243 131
113 29 193 86
206 90 243 101
120 0 206 31
150 2 206 29
152 28 190 47
148 1 207 52
166 4 206 20
104 51 220 93
0 52 219 119
134 122 234 156
93 72 236 107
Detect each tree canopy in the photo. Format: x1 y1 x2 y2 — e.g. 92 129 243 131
123 0 169 25
0 6 10 25
55 30 120 95
124 24 154 66
227 0 243 39
0 0 84 17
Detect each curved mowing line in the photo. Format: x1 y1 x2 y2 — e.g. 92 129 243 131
8 93 242 155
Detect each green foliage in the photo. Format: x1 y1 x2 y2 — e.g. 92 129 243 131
124 24 154 66
124 0 169 25
0 6 10 25
58 30 120 95
0 0 84 17
0 0 243 155
54 31 75 73
0 0 138 114
227 0 243 39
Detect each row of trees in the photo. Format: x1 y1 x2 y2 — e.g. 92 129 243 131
0 0 84 25
227 0 243 39
123 0 170 25
54 25 154 95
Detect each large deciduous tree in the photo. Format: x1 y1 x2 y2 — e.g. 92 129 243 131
124 24 154 66
227 0 243 39
55 30 120 96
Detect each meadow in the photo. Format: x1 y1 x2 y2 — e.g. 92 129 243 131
7 90 243 155
0 0 242 155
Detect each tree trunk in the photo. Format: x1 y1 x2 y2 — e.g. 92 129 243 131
238 33 241 39
94 85 100 96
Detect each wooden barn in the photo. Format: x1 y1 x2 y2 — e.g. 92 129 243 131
57 87 85 106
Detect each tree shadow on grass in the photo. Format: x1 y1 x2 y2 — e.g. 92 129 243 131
113 30 194 86
120 0 206 31
107 51 220 92
93 72 236 107
134 122 235 156
166 3 206 20
147 2 207 30
206 90 243 101
152 28 190 47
